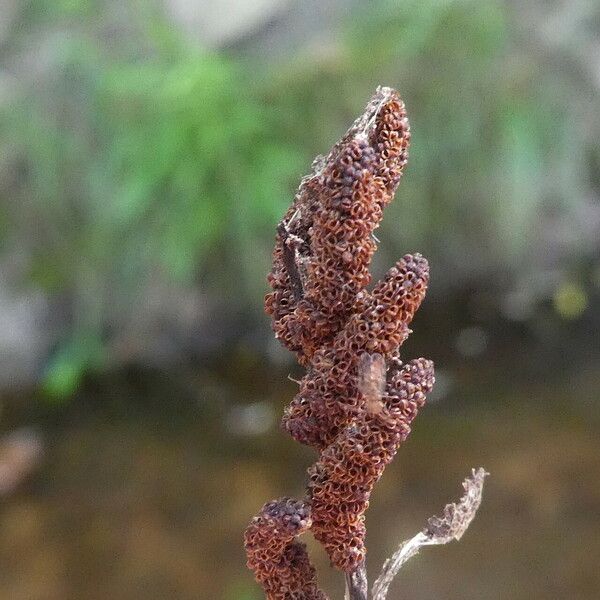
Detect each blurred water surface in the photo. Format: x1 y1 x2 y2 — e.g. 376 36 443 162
1 350 599 600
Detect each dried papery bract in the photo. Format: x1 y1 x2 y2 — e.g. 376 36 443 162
245 86 485 599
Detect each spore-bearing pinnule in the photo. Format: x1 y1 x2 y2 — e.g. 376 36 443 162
246 87 435 592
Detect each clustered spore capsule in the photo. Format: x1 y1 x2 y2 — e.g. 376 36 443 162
264 89 411 366
307 357 435 571
244 498 328 600
246 87 434 596
281 253 429 450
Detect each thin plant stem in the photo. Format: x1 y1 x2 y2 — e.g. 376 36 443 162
345 563 368 600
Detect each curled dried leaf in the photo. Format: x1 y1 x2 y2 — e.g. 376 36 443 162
372 468 488 600
424 467 488 543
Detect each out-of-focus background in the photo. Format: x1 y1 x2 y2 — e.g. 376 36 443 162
0 0 599 598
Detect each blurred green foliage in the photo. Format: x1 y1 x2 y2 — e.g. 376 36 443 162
1 0 598 396
269 0 593 276
3 1 306 396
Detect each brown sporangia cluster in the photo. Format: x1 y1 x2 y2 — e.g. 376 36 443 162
307 356 434 571
244 498 328 600
245 87 435 598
